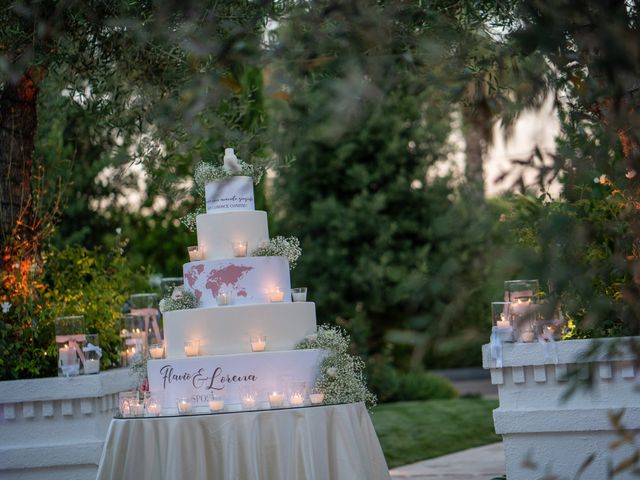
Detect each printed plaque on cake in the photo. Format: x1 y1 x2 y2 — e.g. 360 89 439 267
183 256 292 308
147 349 326 411
205 176 255 212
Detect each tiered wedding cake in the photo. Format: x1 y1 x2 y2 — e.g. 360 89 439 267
146 149 324 413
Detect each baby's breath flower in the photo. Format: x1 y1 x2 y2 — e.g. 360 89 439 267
296 325 376 408
251 236 302 269
159 289 198 313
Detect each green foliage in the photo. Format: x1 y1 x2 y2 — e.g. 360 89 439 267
0 241 147 380
396 372 458 401
371 398 500 468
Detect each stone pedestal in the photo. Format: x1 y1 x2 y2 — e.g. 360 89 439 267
0 369 136 480
483 337 639 479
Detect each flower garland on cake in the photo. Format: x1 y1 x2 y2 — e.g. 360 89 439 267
159 287 198 313
296 325 376 408
194 159 264 187
251 236 302 269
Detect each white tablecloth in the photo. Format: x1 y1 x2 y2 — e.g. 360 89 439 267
96 402 390 480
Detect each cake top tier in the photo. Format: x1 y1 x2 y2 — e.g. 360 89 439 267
194 148 264 214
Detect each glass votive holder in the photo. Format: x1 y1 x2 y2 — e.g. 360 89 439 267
240 390 257 410
55 315 85 378
208 393 225 412
309 387 325 405
288 381 306 407
184 340 200 357
177 397 193 414
82 334 101 375
146 400 162 417
268 390 285 408
118 391 138 417
250 335 267 352
232 241 248 257
130 400 145 417
149 343 165 359
269 287 285 303
291 287 307 302
216 291 231 306
491 302 514 342
188 246 203 261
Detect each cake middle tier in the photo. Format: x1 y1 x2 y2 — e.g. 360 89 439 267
163 302 317 357
196 211 269 260
183 256 291 308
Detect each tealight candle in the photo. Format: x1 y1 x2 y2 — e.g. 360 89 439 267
149 344 164 359
130 402 144 417
120 399 131 417
250 335 267 352
289 393 305 406
146 402 161 416
269 288 285 303
268 391 284 408
216 292 230 306
241 395 256 410
520 330 535 343
184 340 200 357
209 398 225 412
177 398 192 414
309 392 325 405
188 246 203 261
232 241 248 257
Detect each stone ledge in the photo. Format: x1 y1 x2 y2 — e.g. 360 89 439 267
0 368 136 403
0 441 104 470
493 407 640 435
482 337 638 370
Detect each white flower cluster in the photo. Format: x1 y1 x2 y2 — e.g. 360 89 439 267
296 325 376 408
179 205 205 232
159 288 198 313
194 160 263 187
251 236 302 269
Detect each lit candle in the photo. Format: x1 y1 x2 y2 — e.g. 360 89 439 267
496 313 511 329
146 402 161 416
58 345 74 366
184 340 200 357
84 358 100 375
149 344 164 359
130 402 144 417
216 292 230 306
250 336 266 352
520 331 535 342
188 246 203 261
232 241 248 257
309 393 325 405
268 391 284 408
208 399 225 412
269 288 285 303
177 398 192 414
289 393 304 406
120 399 132 416
241 395 256 410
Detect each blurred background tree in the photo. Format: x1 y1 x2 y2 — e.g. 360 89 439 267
1 0 638 381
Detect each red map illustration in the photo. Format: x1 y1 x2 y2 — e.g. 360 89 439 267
205 264 253 297
185 264 205 288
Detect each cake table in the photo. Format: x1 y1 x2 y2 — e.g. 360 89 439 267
96 402 390 479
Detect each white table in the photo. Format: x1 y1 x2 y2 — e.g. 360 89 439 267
96 402 390 479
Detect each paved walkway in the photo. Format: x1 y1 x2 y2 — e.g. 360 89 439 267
389 442 505 480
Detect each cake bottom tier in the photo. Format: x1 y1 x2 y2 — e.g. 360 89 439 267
147 349 326 413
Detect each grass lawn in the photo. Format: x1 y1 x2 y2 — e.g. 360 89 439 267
370 398 500 468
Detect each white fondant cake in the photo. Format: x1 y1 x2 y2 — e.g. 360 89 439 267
183 256 291 308
163 302 317 357
196 211 269 260
147 349 325 410
146 150 321 415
